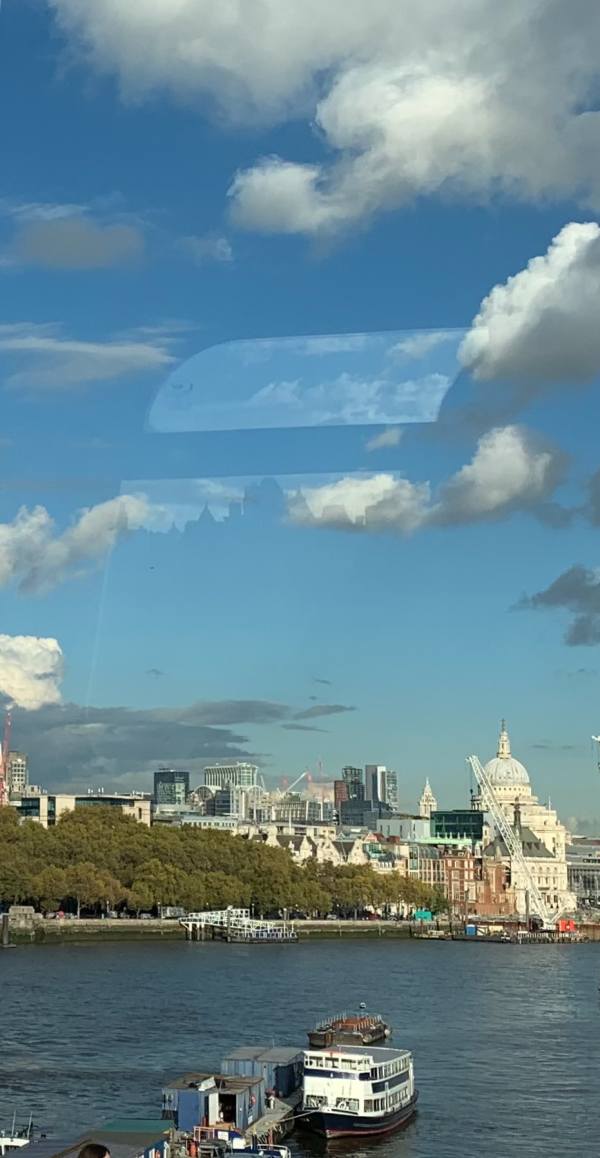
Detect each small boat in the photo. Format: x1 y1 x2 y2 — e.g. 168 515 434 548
307 1009 391 1049
0 1115 34 1157
301 1043 418 1139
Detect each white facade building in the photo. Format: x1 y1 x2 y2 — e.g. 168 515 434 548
477 722 576 915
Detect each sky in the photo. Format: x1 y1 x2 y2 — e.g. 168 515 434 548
2 1 600 822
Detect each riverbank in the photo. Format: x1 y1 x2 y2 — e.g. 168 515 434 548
6 917 600 945
7 917 417 944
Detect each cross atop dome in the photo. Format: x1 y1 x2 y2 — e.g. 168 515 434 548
497 719 511 759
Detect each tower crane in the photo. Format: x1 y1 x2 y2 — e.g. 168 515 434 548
467 753 555 930
286 770 308 794
0 709 12 808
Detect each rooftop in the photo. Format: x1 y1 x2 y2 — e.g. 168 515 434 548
304 1045 410 1062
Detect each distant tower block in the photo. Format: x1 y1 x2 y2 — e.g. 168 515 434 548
419 778 437 819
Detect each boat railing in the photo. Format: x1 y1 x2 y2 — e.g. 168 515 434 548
313 1012 384 1031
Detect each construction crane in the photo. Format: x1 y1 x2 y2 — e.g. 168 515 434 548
286 770 308 794
0 709 12 808
467 753 555 930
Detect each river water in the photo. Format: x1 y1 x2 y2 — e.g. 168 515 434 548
1 939 597 1157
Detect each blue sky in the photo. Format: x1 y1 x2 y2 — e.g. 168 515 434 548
2 2 600 821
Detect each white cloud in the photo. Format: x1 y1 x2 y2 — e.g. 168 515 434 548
14 216 145 269
460 221 600 388
248 370 450 426
49 3 600 234
366 428 403 452
0 635 64 710
289 473 430 531
431 426 564 525
0 321 175 390
389 330 457 360
289 425 564 531
0 494 164 593
179 233 233 264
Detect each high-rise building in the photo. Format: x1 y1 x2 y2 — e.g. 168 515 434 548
365 764 398 809
7 751 28 794
342 765 364 800
333 780 349 811
204 762 259 790
153 767 190 805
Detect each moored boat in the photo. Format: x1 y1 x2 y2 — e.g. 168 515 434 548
0 1116 33 1157
301 1044 417 1139
307 1011 390 1049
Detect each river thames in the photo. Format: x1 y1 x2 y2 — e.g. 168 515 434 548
1 939 597 1157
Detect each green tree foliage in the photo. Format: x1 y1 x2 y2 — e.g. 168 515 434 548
0 804 445 917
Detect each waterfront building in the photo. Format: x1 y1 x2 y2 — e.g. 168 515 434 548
418 779 437 819
567 837 600 909
475 722 576 914
153 766 190 805
7 751 28 795
203 761 259 789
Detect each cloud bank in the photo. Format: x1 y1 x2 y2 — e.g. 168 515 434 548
0 495 163 593
289 426 564 532
49 2 600 234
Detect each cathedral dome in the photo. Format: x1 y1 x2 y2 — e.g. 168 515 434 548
484 721 530 787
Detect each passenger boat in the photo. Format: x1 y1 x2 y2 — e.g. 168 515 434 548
0 1116 33 1157
307 1010 390 1049
301 1044 418 1139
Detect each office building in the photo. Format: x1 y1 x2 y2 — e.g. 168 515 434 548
7 751 28 794
12 790 152 828
154 767 190 806
204 762 259 790
431 810 484 844
342 765 364 801
365 764 399 810
333 780 348 810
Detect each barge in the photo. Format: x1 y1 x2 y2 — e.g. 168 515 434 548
307 1011 390 1049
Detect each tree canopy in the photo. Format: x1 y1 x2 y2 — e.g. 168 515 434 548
0 806 444 917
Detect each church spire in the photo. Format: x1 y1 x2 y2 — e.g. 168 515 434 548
497 719 511 760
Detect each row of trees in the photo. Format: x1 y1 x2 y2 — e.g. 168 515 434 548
0 806 446 917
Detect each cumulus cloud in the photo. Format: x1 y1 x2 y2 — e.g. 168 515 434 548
13 216 144 269
0 635 64 710
366 428 403 452
49 2 600 234
0 494 164 593
432 426 565 526
0 321 175 390
460 222 600 391
516 565 600 646
289 426 564 532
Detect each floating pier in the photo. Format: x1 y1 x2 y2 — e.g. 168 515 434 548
181 909 298 943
